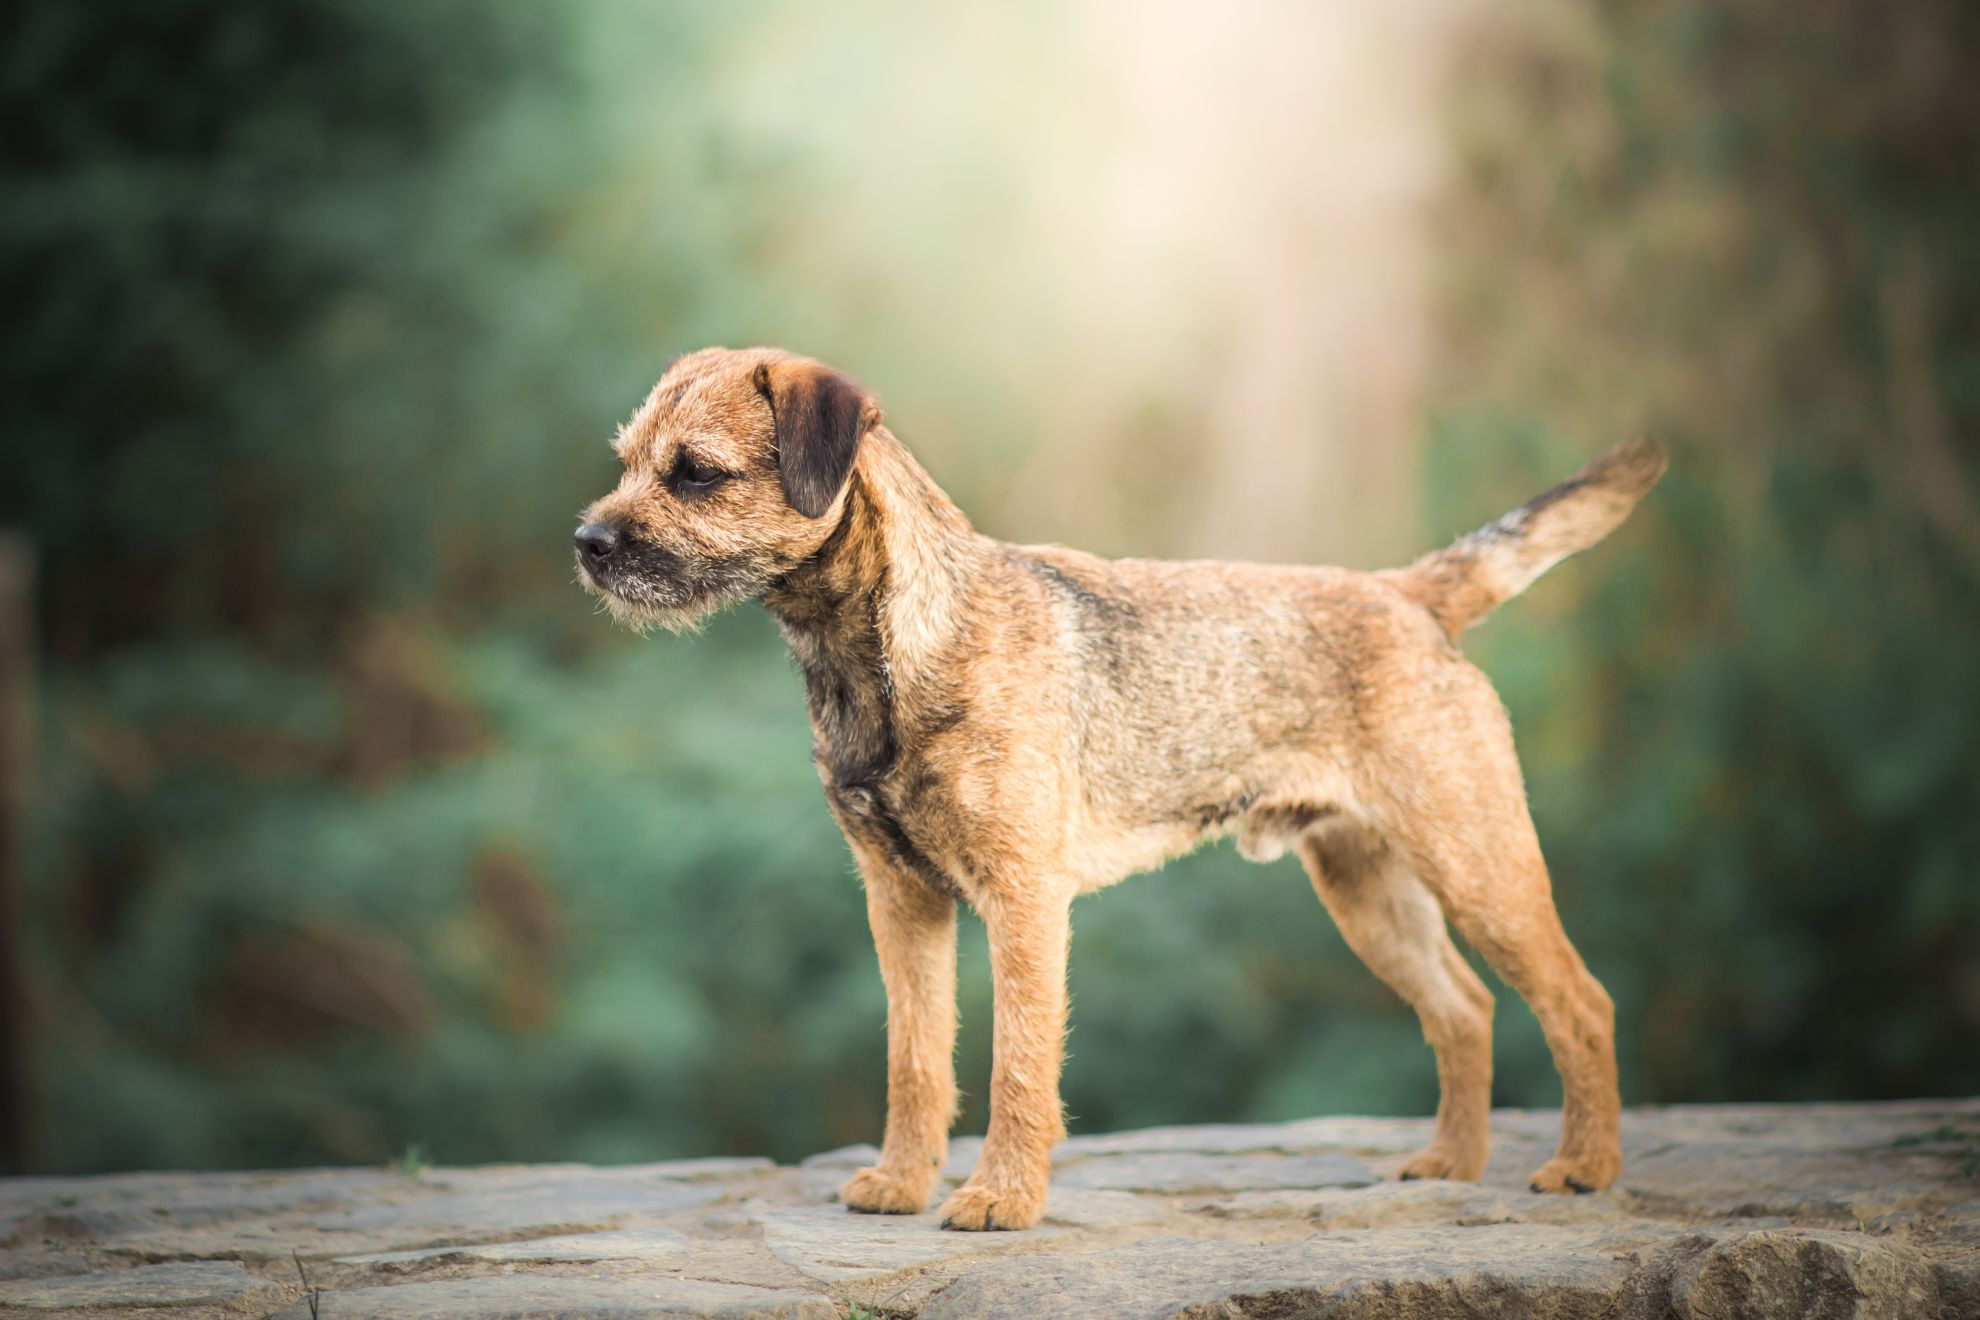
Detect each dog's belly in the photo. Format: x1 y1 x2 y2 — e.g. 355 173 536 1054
1066 819 1211 893
1066 754 1364 893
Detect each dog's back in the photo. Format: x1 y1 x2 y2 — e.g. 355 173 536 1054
1001 437 1665 880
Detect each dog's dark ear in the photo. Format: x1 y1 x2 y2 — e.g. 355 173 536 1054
753 359 879 519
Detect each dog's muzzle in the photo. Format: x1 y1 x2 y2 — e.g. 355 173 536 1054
573 521 773 630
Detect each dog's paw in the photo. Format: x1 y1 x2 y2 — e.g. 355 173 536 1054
1527 1151 1621 1195
1397 1145 1486 1182
840 1165 934 1215
937 1178 1045 1231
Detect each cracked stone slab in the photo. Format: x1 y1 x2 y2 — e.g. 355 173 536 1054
0 1249 92 1281
1660 1227 1947 1319
806 1137 1377 1200
0 1169 398 1220
337 1225 696 1268
751 1203 1056 1282
1195 1174 1627 1228
0 1259 287 1311
1614 1115 1980 1222
0 1169 405 1248
1036 1189 1178 1230
767 1186 1170 1243
917 1224 1644 1319
1058 1115 1436 1159
1053 1149 1376 1194
307 1172 725 1238
396 1161 772 1196
272 1276 836 1319
5 1101 1977 1317
582 1157 774 1182
1935 1247 1980 1318
811 1127 1406 1172
911 1221 1964 1320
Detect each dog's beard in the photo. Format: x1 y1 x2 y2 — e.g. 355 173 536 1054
575 551 767 636
578 573 707 635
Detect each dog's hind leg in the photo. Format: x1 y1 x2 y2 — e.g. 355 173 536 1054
1401 806 1622 1194
1299 822 1494 1181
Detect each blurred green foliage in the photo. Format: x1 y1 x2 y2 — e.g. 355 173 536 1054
2 0 1975 1176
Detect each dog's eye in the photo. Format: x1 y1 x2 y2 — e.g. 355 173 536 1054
671 456 730 494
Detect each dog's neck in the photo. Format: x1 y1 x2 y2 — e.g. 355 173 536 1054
761 430 979 787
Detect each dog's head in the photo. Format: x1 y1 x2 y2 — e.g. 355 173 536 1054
574 347 880 632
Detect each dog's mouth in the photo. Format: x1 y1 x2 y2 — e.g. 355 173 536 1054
575 539 770 635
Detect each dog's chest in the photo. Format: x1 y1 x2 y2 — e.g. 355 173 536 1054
783 604 981 897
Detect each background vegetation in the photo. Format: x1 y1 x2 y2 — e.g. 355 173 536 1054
3 0 1974 1175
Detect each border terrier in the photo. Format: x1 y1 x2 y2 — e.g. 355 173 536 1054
575 347 1665 1230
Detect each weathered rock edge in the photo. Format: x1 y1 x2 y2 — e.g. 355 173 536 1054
0 1101 1975 1318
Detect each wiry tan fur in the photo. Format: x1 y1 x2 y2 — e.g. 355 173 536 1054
575 347 1666 1230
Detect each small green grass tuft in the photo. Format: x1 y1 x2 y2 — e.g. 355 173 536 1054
388 1142 430 1178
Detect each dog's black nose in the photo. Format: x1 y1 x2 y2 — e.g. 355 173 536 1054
575 522 620 563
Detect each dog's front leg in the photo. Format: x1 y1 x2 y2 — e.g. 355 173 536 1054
840 852 959 1215
939 888 1069 1231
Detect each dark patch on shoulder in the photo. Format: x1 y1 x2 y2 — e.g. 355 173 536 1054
874 811 965 901
1014 552 1140 678
830 785 965 902
1017 554 1137 624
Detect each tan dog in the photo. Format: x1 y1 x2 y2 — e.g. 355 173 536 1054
575 347 1664 1231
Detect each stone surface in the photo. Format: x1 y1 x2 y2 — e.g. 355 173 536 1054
751 1203 1055 1282
304 1169 728 1237
1663 1229 1945 1320
917 1225 1645 1319
268 1276 836 1319
1052 1149 1376 1194
1060 1116 1431 1159
0 1259 285 1310
0 1101 1975 1318
336 1226 696 1268
0 1248 92 1281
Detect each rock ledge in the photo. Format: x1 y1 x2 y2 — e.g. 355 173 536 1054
3 1101 1976 1318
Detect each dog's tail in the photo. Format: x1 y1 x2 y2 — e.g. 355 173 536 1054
1385 436 1667 639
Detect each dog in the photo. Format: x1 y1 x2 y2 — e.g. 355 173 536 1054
574 346 1664 1230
